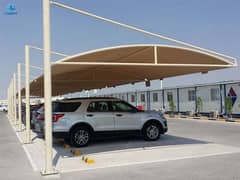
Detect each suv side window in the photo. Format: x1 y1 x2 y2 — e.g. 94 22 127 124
112 101 136 112
87 101 111 112
54 102 81 112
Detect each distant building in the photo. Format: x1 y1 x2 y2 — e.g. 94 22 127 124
100 80 240 117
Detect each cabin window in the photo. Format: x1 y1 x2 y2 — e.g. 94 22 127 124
131 95 135 102
153 93 158 102
167 92 173 102
188 90 196 101
141 94 146 102
211 88 220 101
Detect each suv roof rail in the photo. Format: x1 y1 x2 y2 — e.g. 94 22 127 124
62 97 119 101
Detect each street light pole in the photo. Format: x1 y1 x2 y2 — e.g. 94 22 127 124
42 0 56 175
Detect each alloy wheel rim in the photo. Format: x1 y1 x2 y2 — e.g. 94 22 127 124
146 125 159 139
74 130 89 145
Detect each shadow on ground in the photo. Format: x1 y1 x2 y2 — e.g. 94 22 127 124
52 134 210 166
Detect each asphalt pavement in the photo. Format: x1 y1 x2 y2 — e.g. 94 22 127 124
0 113 42 180
1 113 240 180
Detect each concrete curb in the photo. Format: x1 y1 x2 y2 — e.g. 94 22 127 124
167 116 240 124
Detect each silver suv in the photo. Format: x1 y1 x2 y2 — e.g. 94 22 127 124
35 97 168 147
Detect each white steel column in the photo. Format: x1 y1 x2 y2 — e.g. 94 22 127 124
13 73 17 125
10 81 12 120
7 88 9 118
18 63 22 130
160 79 163 90
154 46 158 64
42 0 56 175
8 86 10 120
11 79 14 122
25 45 31 143
8 86 10 119
8 84 10 119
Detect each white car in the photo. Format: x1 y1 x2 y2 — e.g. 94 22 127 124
0 105 7 112
35 97 168 147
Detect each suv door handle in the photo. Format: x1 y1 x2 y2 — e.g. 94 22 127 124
86 114 94 117
116 114 123 117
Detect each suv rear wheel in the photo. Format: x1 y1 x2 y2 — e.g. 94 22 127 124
142 122 161 141
70 127 91 147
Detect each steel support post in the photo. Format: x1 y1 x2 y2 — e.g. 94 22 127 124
12 79 14 122
13 74 17 125
11 80 14 122
9 87 11 119
18 63 22 130
7 87 9 119
42 0 57 175
25 45 31 143
11 80 14 121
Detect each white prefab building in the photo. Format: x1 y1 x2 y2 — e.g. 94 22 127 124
101 80 240 117
164 89 178 112
137 91 148 110
226 83 240 114
150 90 163 111
197 85 221 113
178 87 195 113
127 92 137 107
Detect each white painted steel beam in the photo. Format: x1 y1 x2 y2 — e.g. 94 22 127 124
54 61 234 68
29 45 68 57
21 63 43 71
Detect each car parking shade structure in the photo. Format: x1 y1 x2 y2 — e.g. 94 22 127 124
27 44 237 97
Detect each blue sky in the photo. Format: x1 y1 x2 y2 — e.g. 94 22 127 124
0 0 239 98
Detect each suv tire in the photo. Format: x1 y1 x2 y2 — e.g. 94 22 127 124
70 126 91 147
142 122 161 141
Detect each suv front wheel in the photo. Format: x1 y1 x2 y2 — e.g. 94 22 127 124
142 122 161 141
70 126 91 147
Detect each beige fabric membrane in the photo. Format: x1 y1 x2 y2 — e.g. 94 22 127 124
27 44 235 97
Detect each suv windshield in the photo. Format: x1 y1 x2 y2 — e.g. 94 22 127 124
112 101 137 112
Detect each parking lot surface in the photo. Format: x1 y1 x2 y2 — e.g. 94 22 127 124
1 113 240 180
